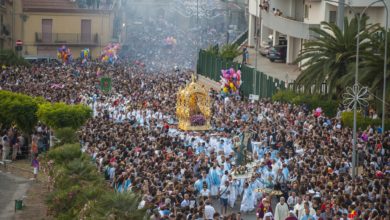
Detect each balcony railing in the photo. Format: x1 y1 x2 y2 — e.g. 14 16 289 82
262 12 319 40
35 33 99 45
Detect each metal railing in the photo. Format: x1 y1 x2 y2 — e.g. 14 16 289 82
197 49 286 98
231 29 248 46
35 32 99 45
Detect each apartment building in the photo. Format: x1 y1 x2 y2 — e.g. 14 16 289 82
11 0 117 58
247 0 389 64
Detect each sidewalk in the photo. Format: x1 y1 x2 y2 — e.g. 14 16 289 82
236 47 301 82
0 160 52 220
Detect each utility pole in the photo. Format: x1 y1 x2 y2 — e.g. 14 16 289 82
337 0 345 31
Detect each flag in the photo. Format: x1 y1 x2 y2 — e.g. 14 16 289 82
100 77 112 92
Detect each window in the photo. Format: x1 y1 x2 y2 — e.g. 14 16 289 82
81 19 92 43
329 11 337 24
42 19 53 43
304 5 309 18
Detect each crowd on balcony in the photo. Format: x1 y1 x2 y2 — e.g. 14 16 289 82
0 59 389 219
259 1 283 17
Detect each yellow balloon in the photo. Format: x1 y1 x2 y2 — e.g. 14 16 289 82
229 82 234 88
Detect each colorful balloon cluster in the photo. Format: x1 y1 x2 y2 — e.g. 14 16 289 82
101 43 120 63
164 36 177 46
80 48 90 63
57 46 72 64
220 68 242 95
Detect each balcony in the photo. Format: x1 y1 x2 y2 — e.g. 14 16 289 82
35 33 99 46
261 11 319 40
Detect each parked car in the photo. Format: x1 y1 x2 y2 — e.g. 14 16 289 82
267 45 287 62
259 45 271 56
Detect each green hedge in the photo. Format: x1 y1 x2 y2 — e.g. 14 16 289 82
54 127 78 145
37 102 92 129
272 90 339 117
341 111 390 130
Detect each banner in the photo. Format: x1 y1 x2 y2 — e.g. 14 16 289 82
100 77 112 92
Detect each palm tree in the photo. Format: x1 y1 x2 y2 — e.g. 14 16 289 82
80 192 146 220
219 43 242 61
294 16 378 96
359 29 390 96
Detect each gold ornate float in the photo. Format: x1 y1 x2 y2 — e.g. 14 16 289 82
176 75 211 131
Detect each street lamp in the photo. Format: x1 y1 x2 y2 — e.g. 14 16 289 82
326 0 388 179
253 0 259 95
382 4 388 136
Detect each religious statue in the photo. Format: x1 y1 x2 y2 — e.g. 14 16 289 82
176 74 211 131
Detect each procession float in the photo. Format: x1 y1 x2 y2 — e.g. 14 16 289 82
176 74 211 131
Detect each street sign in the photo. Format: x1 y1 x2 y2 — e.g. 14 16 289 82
249 94 259 101
16 40 23 46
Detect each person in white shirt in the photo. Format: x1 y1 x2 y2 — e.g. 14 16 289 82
180 193 190 208
200 184 211 199
219 180 230 216
204 200 215 220
274 197 289 220
287 191 298 208
294 197 303 219
299 202 315 220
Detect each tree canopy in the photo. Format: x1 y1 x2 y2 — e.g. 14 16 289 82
0 90 41 133
37 102 92 129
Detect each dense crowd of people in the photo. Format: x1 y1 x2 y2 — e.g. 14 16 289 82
123 15 227 72
121 0 247 73
0 59 389 220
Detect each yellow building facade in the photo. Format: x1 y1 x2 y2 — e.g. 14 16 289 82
0 0 13 50
12 0 116 59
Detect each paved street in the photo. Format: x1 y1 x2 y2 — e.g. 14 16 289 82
210 197 258 220
236 47 301 82
0 170 31 220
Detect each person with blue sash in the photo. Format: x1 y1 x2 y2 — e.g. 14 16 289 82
223 157 232 172
208 163 221 197
123 176 131 192
218 139 225 153
195 142 205 155
194 176 203 194
240 182 255 212
201 171 211 189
